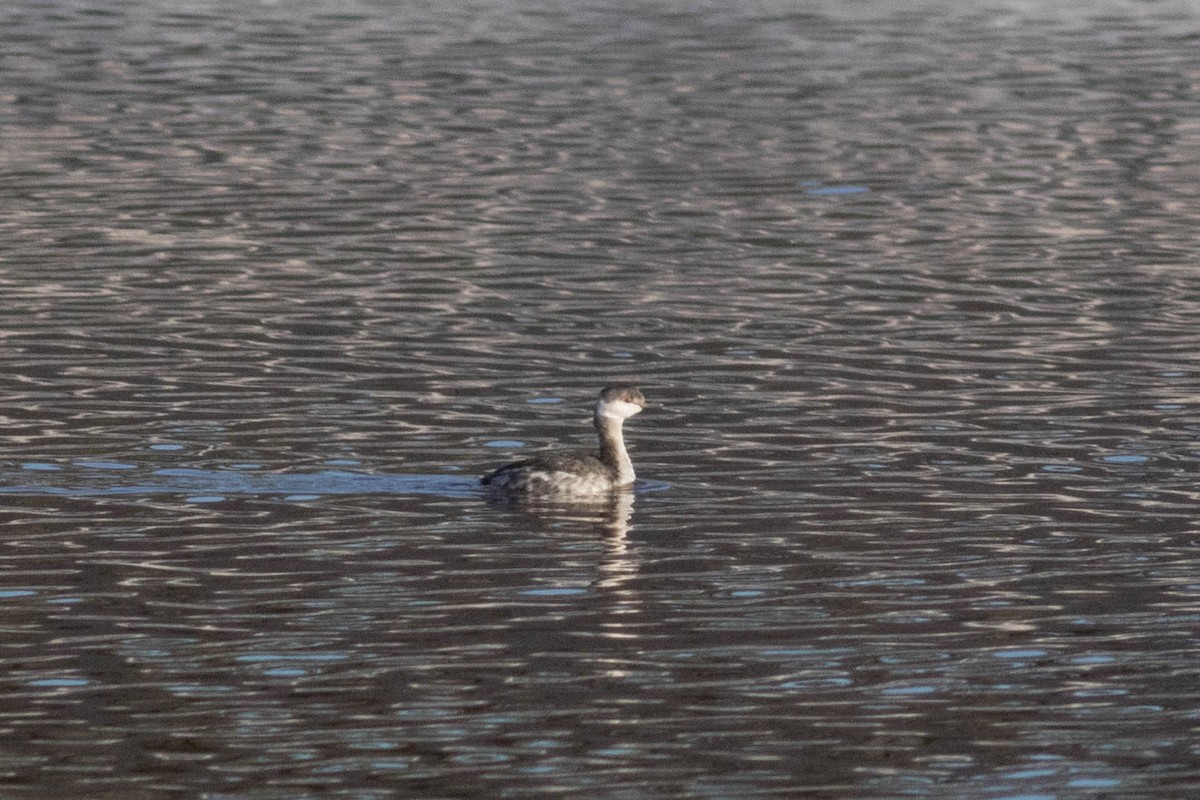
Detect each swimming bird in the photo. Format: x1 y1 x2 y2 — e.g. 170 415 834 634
481 385 646 495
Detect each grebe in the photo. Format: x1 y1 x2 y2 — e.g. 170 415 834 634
481 385 646 495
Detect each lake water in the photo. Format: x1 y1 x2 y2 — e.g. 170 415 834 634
3 0 1200 796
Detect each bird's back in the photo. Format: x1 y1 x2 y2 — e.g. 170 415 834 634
481 450 618 494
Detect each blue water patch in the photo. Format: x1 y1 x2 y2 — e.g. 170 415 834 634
485 440 525 448
1068 778 1122 789
1071 654 1115 665
528 397 563 404
1101 454 1148 464
27 678 90 688
450 753 511 765
0 468 481 499
995 649 1048 660
521 587 588 597
149 443 185 451
803 183 871 195
779 677 854 691
21 463 61 471
1006 768 1057 779
0 590 36 599
881 684 937 696
262 668 308 677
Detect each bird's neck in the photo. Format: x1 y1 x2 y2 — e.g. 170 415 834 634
595 413 635 484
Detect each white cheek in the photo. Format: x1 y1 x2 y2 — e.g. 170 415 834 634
609 399 643 418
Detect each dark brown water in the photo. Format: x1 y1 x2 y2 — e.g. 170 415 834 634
3 0 1200 796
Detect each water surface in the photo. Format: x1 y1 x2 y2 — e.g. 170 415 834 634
3 0 1200 796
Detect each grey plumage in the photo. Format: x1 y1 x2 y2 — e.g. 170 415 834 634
482 385 646 495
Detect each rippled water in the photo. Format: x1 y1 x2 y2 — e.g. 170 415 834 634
4 0 1200 796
